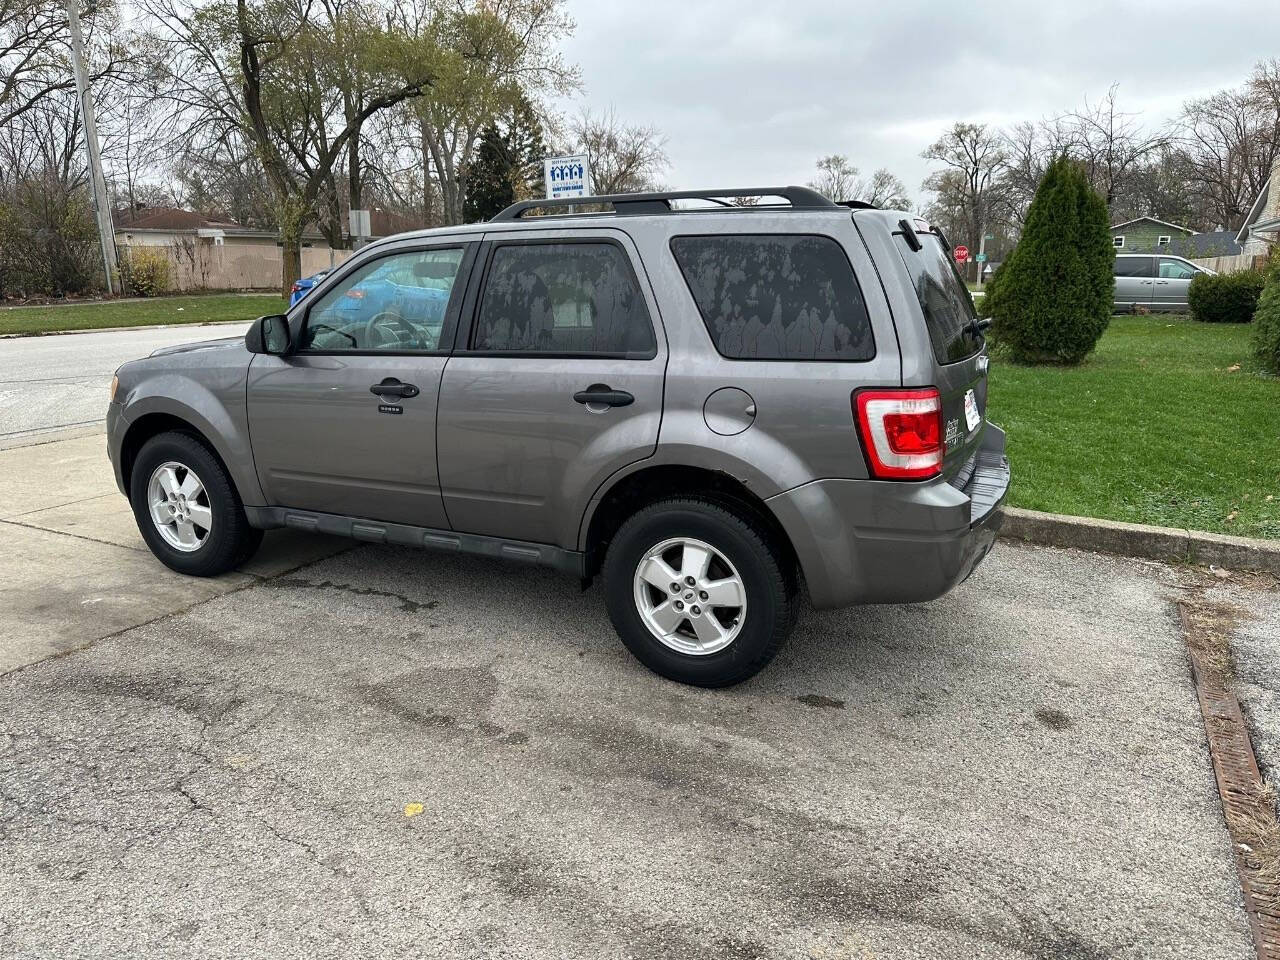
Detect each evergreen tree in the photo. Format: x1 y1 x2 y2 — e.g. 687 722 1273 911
462 95 546 222
986 155 1114 364
1253 251 1280 375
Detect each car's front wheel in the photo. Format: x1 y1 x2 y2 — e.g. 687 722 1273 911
603 498 796 687
129 431 262 576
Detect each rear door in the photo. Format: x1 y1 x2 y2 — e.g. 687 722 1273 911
891 227 988 477
1114 256 1155 308
435 230 665 547
1155 256 1198 309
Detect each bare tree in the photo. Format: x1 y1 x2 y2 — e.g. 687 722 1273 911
807 155 909 208
560 107 667 195
1 0 133 128
859 168 910 208
807 154 858 202
1062 84 1167 207
142 0 442 293
920 122 1008 276
397 0 578 226
1176 78 1279 231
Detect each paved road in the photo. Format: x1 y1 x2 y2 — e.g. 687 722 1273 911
0 323 249 443
0 537 1262 959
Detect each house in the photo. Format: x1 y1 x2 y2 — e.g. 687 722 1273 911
1236 161 1280 256
113 205 425 250
1109 217 1195 253
112 207 324 251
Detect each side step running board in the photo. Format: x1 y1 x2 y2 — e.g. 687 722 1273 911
244 506 586 577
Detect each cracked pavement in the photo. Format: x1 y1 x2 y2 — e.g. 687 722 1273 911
0 536 1269 958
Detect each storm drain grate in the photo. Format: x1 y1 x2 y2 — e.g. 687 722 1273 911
1180 601 1280 959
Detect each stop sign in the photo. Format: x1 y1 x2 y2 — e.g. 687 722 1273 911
953 244 970 263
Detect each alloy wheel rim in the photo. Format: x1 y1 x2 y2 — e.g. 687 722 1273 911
633 537 746 656
146 461 212 552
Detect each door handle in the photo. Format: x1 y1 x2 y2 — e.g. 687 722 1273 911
573 384 634 407
370 377 420 399
1156 280 1169 285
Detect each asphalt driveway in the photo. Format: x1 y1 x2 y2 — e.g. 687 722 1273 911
0 538 1258 959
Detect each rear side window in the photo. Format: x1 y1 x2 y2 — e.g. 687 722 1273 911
894 233 981 365
670 234 875 361
472 242 656 357
1115 256 1154 278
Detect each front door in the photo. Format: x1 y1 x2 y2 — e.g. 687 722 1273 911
437 232 665 547
247 242 474 528
1155 256 1198 308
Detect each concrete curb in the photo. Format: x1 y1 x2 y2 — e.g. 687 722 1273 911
998 506 1280 576
0 319 252 340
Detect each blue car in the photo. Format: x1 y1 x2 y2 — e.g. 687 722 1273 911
289 270 330 306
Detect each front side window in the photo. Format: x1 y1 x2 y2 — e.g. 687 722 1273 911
1114 256 1154 278
300 247 465 352
670 234 874 360
472 242 655 356
1158 258 1197 280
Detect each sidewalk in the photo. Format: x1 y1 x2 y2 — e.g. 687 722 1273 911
0 432 346 674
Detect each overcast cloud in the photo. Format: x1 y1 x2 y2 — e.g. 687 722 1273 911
555 1 1280 206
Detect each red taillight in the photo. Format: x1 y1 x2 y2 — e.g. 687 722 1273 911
853 388 945 479
345 288 365 299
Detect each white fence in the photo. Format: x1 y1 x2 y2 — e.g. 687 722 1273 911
120 242 353 292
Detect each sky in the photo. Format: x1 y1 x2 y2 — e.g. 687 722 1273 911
554 0 1280 206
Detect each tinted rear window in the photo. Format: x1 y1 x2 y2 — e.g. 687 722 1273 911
1115 256 1153 278
894 233 982 365
670 234 874 361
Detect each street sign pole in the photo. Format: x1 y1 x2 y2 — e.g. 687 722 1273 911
976 230 988 289
66 0 118 294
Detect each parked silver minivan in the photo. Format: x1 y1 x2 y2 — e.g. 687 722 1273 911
1113 253 1212 312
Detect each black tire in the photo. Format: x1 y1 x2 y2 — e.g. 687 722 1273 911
603 498 796 687
129 431 263 576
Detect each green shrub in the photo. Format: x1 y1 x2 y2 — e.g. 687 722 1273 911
1253 254 1280 375
119 247 171 297
1187 270 1264 323
985 155 1113 364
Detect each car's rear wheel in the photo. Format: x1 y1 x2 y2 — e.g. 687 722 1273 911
129 431 262 576
603 498 795 687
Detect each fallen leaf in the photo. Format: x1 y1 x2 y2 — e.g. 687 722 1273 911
1210 565 1232 579
1227 363 1241 372
404 802 424 818
1226 510 1239 522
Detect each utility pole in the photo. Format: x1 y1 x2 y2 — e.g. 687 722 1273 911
66 0 118 294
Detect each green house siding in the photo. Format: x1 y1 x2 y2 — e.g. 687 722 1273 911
1112 219 1194 253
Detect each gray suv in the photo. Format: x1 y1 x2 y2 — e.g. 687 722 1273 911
107 187 1009 687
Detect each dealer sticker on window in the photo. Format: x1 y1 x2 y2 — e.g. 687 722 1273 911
964 389 981 433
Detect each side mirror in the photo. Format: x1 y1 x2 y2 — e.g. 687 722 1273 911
246 314 292 355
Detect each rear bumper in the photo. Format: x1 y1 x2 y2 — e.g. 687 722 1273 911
766 424 1010 609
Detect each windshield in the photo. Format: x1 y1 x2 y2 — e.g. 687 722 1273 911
895 233 983 364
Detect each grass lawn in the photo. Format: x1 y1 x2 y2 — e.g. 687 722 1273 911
987 314 1279 540
0 293 287 336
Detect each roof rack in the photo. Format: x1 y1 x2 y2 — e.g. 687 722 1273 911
490 186 838 221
